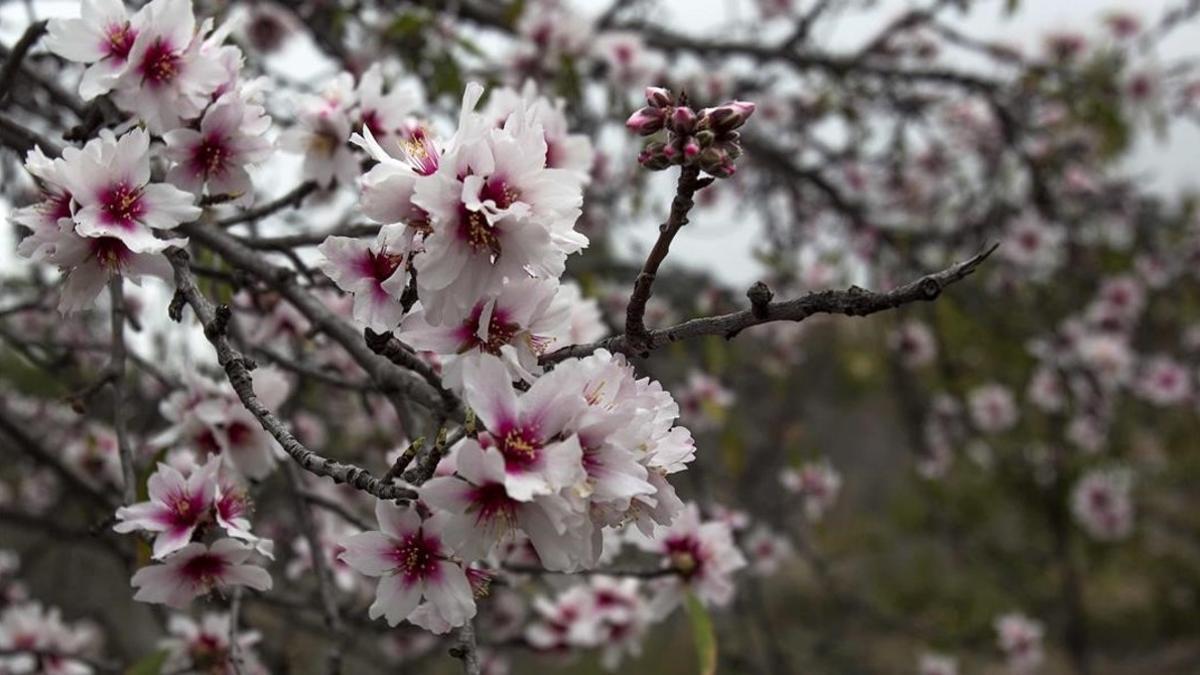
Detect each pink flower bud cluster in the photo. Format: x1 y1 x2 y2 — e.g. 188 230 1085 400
626 87 756 178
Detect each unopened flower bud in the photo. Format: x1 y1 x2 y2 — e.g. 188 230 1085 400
626 106 666 135
683 138 701 158
669 106 697 134
695 130 716 147
645 86 674 108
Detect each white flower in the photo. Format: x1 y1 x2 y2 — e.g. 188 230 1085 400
279 72 358 188
1071 467 1134 541
1134 355 1191 406
114 457 220 560
400 277 568 389
889 320 937 369
160 613 266 675
60 128 200 252
459 354 587 502
164 92 273 205
419 440 588 571
968 383 1018 433
411 82 586 324
338 501 476 630
110 0 227 133
635 503 745 614
780 459 842 521
45 0 144 100
317 226 411 332
131 539 272 608
994 613 1044 673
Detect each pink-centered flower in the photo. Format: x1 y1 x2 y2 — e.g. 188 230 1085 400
111 0 227 133
316 226 411 332
1071 467 1134 541
401 277 569 389
411 82 587 324
636 502 745 614
60 128 200 253
164 93 273 205
994 613 1045 673
131 539 271 608
45 224 185 314
45 0 144 100
114 457 220 559
279 73 358 188
419 440 589 571
12 148 76 263
461 355 586 502
338 501 476 629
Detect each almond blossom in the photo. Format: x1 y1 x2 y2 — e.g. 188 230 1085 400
279 72 358 187
636 502 746 614
780 459 842 522
163 92 273 205
160 613 267 675
44 0 143 100
459 355 587 502
317 225 411 332
411 82 587 324
1071 467 1135 541
59 128 199 252
994 612 1045 673
108 0 226 132
131 539 272 608
46 223 185 313
400 277 569 388
155 369 289 480
525 576 652 669
418 440 590 571
0 602 100 675
113 457 220 559
968 383 1019 433
337 501 476 630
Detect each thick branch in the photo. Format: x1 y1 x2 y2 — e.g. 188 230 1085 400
544 244 997 364
166 248 416 501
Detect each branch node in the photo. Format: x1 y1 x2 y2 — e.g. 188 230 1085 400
747 281 774 319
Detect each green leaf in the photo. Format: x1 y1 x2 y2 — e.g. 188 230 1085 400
124 650 168 675
685 591 718 675
1005 0 1021 15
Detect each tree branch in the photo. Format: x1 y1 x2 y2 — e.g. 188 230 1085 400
107 278 136 505
544 244 997 364
165 248 416 501
178 220 451 418
215 182 318 228
624 164 712 353
0 20 48 110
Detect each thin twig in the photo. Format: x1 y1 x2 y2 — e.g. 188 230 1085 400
165 248 416 501
624 164 713 353
0 398 117 510
544 244 998 364
283 463 346 673
216 182 318 228
107 278 136 505
0 20 48 109
228 589 246 675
